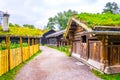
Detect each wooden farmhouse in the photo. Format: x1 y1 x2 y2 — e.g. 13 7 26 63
46 30 68 47
64 13 120 74
40 29 56 45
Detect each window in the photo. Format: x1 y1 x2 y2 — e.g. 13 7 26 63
82 35 86 43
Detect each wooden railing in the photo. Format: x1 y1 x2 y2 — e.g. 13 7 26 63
0 44 39 76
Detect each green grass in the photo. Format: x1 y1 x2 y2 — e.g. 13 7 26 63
92 69 120 80
0 25 47 36
77 13 120 28
48 45 71 57
0 50 42 80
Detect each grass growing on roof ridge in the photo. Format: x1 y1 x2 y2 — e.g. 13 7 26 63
77 13 120 28
0 50 42 80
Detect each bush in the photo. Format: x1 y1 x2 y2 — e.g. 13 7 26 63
0 41 29 50
0 41 7 50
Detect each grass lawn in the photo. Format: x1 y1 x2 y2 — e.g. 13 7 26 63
48 45 71 57
92 69 120 80
0 50 42 80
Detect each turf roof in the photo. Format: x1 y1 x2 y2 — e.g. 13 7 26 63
77 13 120 28
0 26 45 37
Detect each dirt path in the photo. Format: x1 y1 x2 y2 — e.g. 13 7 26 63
15 46 101 80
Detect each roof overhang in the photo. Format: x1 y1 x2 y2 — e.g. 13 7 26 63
46 30 66 38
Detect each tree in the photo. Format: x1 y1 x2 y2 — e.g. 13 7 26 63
15 24 21 27
23 24 35 29
45 9 78 30
9 23 15 27
55 9 78 30
103 2 120 14
44 17 56 29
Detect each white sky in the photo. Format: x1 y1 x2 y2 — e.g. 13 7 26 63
0 0 120 29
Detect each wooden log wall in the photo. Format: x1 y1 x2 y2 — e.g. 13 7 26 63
0 36 40 76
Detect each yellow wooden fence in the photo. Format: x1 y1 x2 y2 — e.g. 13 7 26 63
0 44 39 76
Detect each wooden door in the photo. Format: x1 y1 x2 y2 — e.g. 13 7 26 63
89 41 101 62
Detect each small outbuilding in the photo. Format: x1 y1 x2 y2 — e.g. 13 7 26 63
40 29 56 45
46 30 67 47
64 13 120 74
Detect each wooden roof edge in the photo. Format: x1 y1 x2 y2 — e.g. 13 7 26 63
86 31 120 35
94 26 120 29
46 30 65 38
64 17 93 38
72 18 93 31
63 18 73 38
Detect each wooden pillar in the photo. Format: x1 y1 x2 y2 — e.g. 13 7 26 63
6 36 10 70
20 37 23 62
69 39 73 56
28 37 30 57
32 38 34 45
100 36 108 71
86 37 89 60
32 38 34 53
37 38 39 50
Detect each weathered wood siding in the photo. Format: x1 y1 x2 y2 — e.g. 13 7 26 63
89 41 101 62
108 45 120 65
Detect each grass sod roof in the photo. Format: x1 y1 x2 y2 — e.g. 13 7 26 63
64 13 120 38
77 13 120 28
0 26 46 37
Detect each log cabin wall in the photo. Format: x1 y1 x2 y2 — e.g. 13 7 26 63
72 27 88 60
107 36 120 66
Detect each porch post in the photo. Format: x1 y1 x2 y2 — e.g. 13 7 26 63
100 36 108 72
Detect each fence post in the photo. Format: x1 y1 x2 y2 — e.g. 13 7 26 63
6 36 10 70
20 37 23 62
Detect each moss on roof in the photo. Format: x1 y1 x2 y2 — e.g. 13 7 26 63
0 26 46 36
77 13 120 28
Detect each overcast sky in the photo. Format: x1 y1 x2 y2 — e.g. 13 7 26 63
0 0 120 29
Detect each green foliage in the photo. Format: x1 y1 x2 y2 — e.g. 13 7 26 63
23 24 35 29
49 45 71 57
9 23 15 27
0 41 7 50
77 13 120 28
0 41 28 50
45 9 78 30
22 43 28 47
92 69 120 80
0 50 42 80
45 17 56 29
10 43 20 49
103 2 120 14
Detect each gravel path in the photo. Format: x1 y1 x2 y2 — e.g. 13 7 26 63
15 46 101 80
